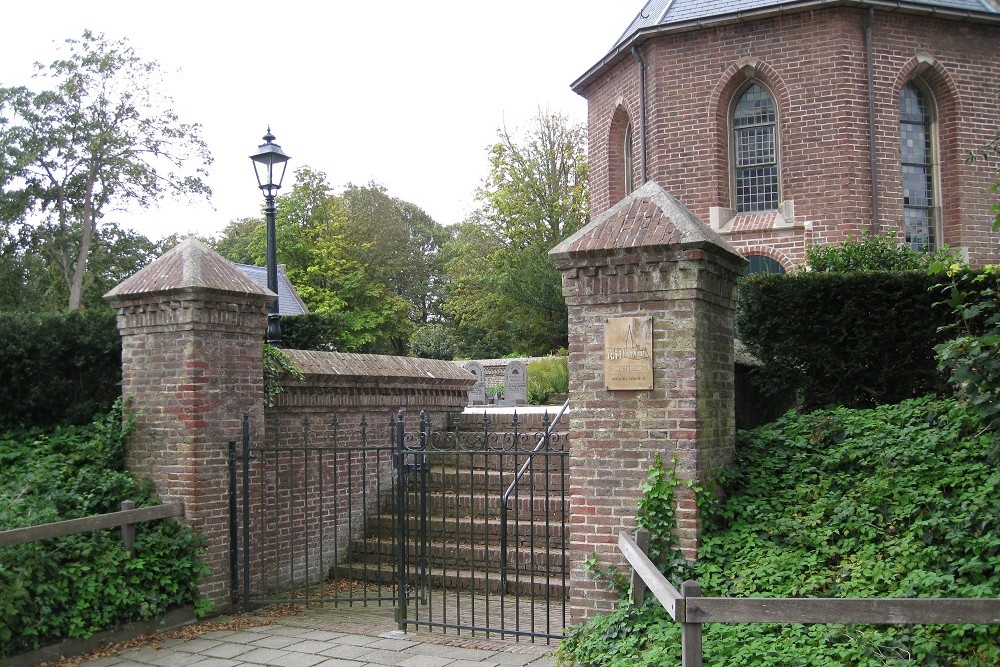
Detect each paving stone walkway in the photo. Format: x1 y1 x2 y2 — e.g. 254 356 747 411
77 603 559 667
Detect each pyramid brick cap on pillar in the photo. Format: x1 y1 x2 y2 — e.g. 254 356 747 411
104 236 276 303
549 181 744 264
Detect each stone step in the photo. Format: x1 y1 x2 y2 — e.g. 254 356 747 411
365 513 567 543
346 537 568 574
330 561 568 598
398 464 567 495
396 490 567 521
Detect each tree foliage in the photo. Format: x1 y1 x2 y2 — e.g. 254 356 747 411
442 109 588 358
0 30 212 311
0 220 161 312
934 264 1000 434
213 168 449 354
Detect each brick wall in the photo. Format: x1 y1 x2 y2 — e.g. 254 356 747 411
580 7 1000 268
106 239 275 603
108 239 474 606
235 350 474 601
550 182 746 623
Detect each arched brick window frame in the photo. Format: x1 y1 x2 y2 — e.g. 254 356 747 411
607 103 636 205
891 56 961 250
739 245 793 274
709 59 791 213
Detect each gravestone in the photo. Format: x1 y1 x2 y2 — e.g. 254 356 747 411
503 359 528 406
463 361 486 405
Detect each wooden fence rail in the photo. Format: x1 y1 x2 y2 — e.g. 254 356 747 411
0 501 184 553
620 530 1000 667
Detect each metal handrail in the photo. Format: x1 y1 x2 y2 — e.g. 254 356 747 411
499 398 570 591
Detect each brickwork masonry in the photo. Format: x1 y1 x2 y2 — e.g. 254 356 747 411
551 182 746 624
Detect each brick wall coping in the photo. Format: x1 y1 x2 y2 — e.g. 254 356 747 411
284 349 474 391
461 406 570 416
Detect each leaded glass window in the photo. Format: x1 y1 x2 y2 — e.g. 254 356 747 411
900 82 935 252
733 83 779 212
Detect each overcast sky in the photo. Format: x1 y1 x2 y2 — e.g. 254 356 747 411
2 1 641 242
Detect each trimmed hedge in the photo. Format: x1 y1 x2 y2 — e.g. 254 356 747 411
0 309 122 429
735 271 955 409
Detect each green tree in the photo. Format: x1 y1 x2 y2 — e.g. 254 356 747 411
0 31 212 311
0 220 160 312
442 109 588 357
213 169 448 354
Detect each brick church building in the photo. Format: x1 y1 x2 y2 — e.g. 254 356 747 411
573 0 1000 270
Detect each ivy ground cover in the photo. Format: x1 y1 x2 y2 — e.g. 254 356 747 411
559 397 999 666
0 403 208 657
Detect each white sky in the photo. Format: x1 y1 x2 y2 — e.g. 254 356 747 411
2 1 641 242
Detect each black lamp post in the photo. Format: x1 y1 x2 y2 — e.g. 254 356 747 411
250 127 291 346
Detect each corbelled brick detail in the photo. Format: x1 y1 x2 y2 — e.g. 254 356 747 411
551 182 746 623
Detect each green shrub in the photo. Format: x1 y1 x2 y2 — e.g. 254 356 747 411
409 323 456 360
736 271 955 409
934 264 1000 434
558 397 1000 666
0 309 121 429
0 403 208 656
806 231 958 273
527 356 568 405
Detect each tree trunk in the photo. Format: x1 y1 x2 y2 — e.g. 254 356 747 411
68 170 98 311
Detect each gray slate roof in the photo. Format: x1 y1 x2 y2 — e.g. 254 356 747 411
234 264 310 316
611 0 999 49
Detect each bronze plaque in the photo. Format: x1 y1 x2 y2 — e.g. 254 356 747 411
605 316 653 390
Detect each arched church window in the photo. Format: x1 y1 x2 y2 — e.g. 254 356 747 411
899 81 938 252
733 83 779 213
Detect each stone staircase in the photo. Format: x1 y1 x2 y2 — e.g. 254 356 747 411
331 407 570 602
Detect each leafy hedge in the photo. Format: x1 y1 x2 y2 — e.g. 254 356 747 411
736 272 955 409
0 309 122 429
0 404 208 657
558 397 1000 666
527 356 569 405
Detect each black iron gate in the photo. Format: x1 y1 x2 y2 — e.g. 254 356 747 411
229 406 568 641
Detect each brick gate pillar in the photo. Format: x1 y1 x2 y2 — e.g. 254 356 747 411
549 182 747 623
105 237 274 605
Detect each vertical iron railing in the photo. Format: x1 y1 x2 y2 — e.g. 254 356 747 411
230 406 568 640
397 405 568 641
499 399 570 592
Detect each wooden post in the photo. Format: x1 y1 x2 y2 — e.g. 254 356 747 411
631 528 651 608
681 579 703 667
120 500 136 554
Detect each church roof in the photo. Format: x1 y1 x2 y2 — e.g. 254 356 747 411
233 264 310 316
612 0 997 48
576 0 999 91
